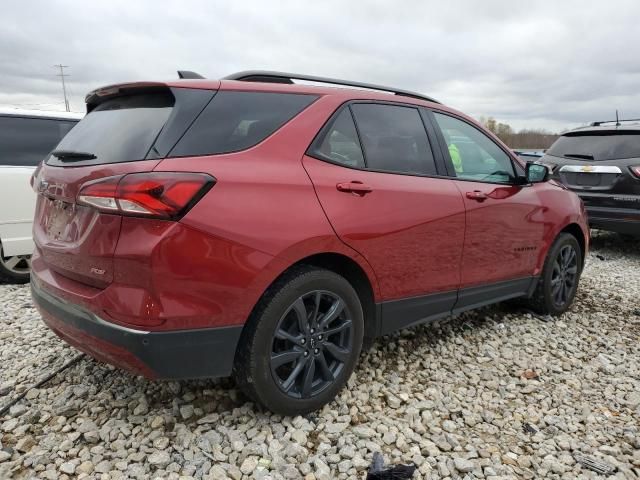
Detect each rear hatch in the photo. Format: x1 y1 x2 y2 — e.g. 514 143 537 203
544 130 640 210
33 83 216 288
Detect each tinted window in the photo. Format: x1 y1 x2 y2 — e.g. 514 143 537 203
547 132 640 161
172 91 317 157
433 112 515 184
48 92 173 166
0 116 77 166
350 104 436 175
310 109 364 168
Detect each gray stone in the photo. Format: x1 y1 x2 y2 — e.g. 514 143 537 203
148 451 171 467
59 462 76 474
454 457 474 473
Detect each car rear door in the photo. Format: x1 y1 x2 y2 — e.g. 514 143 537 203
302 102 466 333
429 110 545 308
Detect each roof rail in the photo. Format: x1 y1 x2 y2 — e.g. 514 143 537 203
177 70 205 79
223 70 440 104
591 118 640 126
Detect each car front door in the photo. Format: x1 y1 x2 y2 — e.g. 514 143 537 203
430 111 545 310
302 102 466 334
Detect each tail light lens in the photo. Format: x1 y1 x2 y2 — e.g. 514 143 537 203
630 166 640 178
77 172 215 219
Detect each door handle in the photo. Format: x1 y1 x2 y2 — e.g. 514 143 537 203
466 190 488 202
336 181 373 196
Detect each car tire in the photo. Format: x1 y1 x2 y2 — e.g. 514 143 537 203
525 233 582 316
0 244 31 284
234 265 364 416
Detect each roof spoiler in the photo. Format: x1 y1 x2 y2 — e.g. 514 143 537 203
85 82 169 112
223 70 440 104
177 70 205 79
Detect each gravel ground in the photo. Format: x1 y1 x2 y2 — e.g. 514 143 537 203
1 231 639 480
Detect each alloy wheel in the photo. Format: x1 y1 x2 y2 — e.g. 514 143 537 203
0 254 31 275
270 290 353 399
550 245 578 308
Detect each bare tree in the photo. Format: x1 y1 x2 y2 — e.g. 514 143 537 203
479 117 558 149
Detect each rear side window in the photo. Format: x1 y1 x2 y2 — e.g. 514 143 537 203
48 92 174 166
171 91 317 157
0 116 76 166
350 104 436 175
309 109 365 168
547 132 640 161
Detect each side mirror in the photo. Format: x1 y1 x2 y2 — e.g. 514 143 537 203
525 162 550 183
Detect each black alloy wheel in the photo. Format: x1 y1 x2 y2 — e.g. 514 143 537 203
234 266 364 416
550 244 578 308
270 290 353 399
524 232 583 316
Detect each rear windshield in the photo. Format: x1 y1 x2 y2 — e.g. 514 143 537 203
0 116 77 166
47 92 174 166
547 132 640 161
170 91 318 157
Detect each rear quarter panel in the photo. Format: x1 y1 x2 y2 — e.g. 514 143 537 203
153 94 381 327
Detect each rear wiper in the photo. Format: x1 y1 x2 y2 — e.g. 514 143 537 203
563 153 595 160
51 150 97 161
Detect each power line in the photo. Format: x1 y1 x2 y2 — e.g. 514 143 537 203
54 64 70 112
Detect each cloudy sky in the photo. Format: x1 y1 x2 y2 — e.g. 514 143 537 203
2 0 639 132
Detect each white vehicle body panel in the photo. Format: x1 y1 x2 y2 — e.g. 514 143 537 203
0 166 37 256
0 109 83 258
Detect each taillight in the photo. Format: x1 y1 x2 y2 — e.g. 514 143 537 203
77 172 215 219
630 166 640 178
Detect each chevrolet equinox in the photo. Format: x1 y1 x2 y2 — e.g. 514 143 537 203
31 71 589 415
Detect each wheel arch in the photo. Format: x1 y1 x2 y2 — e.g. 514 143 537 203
290 252 379 341
560 222 587 266
536 221 588 276
238 250 380 358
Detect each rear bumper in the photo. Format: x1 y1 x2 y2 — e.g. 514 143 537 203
585 205 640 235
31 277 243 380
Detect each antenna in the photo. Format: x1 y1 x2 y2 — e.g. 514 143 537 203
54 64 70 112
616 109 620 126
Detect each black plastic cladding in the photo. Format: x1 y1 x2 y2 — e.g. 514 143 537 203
145 88 217 160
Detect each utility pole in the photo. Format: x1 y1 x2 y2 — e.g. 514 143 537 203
54 64 70 112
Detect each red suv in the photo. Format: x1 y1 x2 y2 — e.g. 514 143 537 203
31 71 589 415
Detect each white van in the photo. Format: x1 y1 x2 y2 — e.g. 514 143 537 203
0 109 82 283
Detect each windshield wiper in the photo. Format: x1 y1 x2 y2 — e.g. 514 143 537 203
51 150 97 161
563 153 595 160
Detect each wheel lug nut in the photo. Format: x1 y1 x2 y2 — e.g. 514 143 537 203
318 334 323 340
304 351 309 357
301 339 306 344
310 328 315 334
314 348 319 354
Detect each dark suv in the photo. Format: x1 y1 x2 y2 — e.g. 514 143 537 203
540 120 640 235
31 71 589 415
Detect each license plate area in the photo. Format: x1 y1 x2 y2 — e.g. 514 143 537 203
576 172 601 186
44 198 76 241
